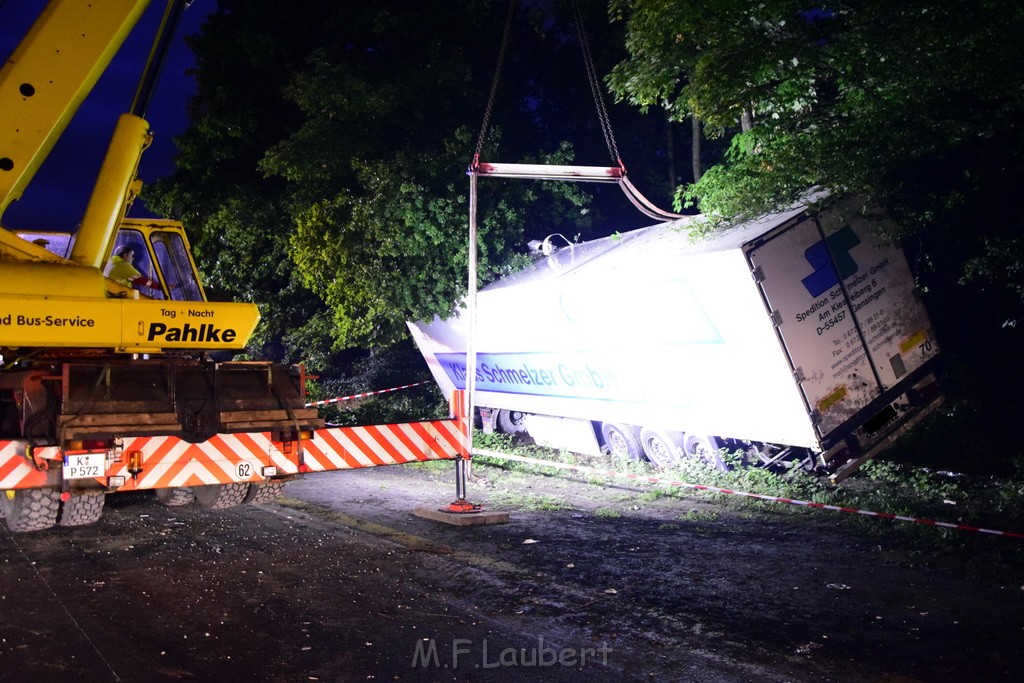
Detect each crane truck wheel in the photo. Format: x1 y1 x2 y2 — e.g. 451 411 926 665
58 490 106 527
154 487 196 507
496 409 528 435
601 423 643 461
639 428 687 468
1 488 60 532
684 434 728 471
243 481 285 505
193 483 250 509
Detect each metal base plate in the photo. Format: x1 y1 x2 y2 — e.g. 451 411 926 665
412 507 510 526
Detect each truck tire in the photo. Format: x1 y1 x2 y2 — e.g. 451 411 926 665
639 428 686 468
497 409 528 435
193 483 250 509
601 423 643 460
58 490 106 527
154 487 196 507
243 481 285 505
1 489 60 533
684 434 728 471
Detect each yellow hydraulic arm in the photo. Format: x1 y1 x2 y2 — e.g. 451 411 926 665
0 0 261 355
0 0 152 221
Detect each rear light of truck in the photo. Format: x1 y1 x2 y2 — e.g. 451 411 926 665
65 438 112 452
272 429 315 443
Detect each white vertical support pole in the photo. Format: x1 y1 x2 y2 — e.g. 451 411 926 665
455 168 480 502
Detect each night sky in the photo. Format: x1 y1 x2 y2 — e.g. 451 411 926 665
0 1 210 230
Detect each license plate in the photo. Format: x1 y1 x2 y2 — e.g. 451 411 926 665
63 452 105 480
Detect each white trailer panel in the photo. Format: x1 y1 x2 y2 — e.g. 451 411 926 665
409 198 940 462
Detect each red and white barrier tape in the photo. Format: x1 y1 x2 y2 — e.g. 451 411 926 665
305 381 430 407
474 449 1024 540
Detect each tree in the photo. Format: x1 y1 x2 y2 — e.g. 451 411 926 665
147 0 668 364
607 1 1024 258
145 1 339 363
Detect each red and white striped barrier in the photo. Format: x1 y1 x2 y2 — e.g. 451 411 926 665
305 381 430 407
0 392 469 492
474 449 1024 541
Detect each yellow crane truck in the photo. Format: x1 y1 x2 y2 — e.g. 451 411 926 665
1 1 468 531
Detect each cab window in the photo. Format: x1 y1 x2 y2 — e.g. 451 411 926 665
108 229 163 299
151 231 203 302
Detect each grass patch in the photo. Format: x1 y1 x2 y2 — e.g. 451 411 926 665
487 488 573 512
637 489 674 503
679 509 720 523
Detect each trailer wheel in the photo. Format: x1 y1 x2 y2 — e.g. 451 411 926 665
601 423 643 460
58 490 106 527
685 434 728 471
497 409 528 435
639 428 686 468
1 489 60 532
193 483 250 509
154 487 196 507
244 481 285 505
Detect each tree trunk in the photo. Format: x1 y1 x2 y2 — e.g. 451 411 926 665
666 113 677 193
740 110 754 132
691 115 702 183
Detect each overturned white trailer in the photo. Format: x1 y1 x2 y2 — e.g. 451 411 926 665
409 198 943 479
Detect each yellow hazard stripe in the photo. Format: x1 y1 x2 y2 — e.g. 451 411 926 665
899 329 928 355
818 385 848 413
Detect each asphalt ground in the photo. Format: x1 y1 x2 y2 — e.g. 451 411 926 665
2 463 1023 682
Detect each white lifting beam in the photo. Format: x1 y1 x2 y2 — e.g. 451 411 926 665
473 162 623 183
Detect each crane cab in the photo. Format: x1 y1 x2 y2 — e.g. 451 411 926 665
105 218 207 302
14 218 208 303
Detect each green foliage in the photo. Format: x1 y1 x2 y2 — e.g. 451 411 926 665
306 338 448 426
859 459 962 501
608 0 1024 248
962 236 1024 301
145 0 602 364
286 135 591 348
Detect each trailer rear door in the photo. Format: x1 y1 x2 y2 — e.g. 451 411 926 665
746 207 938 443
